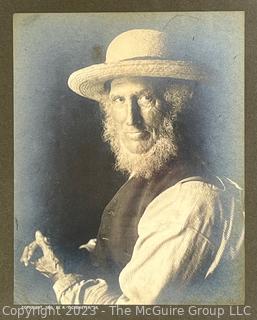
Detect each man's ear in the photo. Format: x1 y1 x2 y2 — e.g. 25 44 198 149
163 82 195 113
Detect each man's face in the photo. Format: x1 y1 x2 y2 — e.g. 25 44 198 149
108 77 164 154
103 76 194 178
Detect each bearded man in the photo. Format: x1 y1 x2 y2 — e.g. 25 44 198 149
20 29 244 304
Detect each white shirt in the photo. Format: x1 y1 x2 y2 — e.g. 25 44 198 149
53 176 244 304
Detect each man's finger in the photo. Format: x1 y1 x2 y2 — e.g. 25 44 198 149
79 238 97 252
20 241 38 266
20 246 29 266
27 241 38 259
44 237 50 244
35 230 52 254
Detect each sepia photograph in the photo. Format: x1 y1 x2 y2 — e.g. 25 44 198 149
14 12 244 305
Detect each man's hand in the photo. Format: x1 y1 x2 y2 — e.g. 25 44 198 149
20 230 65 281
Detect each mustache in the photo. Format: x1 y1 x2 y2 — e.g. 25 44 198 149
102 112 179 178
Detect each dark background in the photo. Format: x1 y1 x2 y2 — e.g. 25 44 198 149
12 12 244 303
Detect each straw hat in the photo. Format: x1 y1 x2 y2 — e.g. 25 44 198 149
68 29 206 101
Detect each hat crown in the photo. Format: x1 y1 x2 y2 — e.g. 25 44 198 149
106 29 171 63
68 29 205 101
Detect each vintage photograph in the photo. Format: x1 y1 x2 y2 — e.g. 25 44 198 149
14 12 244 304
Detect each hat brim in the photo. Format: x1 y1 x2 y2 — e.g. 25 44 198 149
68 59 207 102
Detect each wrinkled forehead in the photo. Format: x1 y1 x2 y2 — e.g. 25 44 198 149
109 77 158 96
111 76 160 86
106 76 196 96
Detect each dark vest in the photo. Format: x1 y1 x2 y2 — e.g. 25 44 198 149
93 161 203 275
91 163 244 302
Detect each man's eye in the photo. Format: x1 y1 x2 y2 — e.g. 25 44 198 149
112 96 125 103
138 95 154 106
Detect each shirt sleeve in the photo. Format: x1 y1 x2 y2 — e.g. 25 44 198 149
53 180 230 304
53 275 119 304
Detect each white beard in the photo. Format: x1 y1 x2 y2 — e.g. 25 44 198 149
103 114 179 179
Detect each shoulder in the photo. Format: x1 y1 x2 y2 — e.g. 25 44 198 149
149 174 242 210
138 175 242 235
146 176 222 215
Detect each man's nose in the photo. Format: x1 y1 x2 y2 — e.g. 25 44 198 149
125 97 141 126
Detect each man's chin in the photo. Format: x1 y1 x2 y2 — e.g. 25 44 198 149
120 139 154 155
114 136 178 179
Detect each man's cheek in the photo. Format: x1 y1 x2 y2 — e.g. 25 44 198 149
110 108 127 124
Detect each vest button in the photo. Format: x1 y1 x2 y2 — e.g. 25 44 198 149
107 210 115 216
